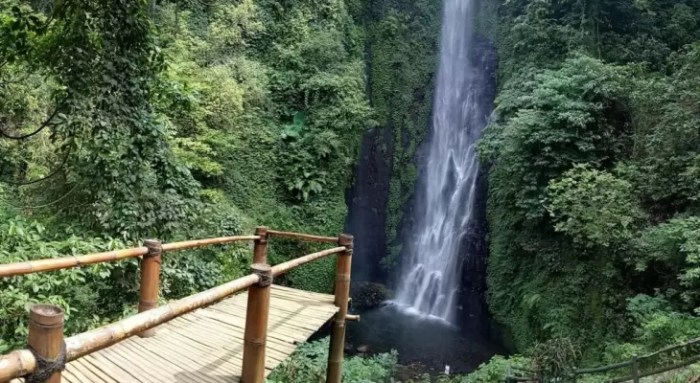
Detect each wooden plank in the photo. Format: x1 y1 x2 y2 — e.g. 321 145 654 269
196 307 321 337
82 354 145 383
168 315 295 359
141 334 233 383
185 310 307 343
118 339 214 383
67 358 111 383
218 299 337 322
71 358 119 383
174 318 295 351
217 295 337 327
66 359 102 383
272 285 336 302
97 345 164 383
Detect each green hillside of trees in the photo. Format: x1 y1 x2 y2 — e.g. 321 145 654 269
0 0 370 352
2 0 700 381
483 0 700 364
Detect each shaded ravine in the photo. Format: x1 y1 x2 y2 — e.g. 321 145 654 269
344 0 501 375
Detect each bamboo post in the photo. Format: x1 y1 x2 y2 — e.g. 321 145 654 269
241 263 272 383
631 355 639 383
253 227 268 264
27 304 65 383
138 239 162 338
326 234 353 383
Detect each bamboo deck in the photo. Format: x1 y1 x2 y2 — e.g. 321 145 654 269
15 285 338 383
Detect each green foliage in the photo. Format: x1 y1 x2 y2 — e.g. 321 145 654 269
267 337 398 383
51 0 201 238
364 0 443 268
532 338 581 381
487 0 700 368
0 0 372 358
628 43 700 218
280 111 338 201
482 54 631 221
482 54 636 353
0 0 201 239
547 165 644 248
634 217 700 314
0 216 132 352
459 355 531 383
425 355 532 383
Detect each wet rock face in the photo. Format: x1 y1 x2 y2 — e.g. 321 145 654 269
455 35 498 333
352 282 392 310
345 125 394 283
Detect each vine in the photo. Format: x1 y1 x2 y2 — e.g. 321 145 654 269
1 0 199 238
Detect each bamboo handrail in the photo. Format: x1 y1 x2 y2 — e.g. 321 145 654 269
66 273 260 360
609 354 700 383
0 274 261 380
0 228 352 383
0 350 35 382
575 336 700 375
161 235 260 252
576 360 633 374
501 336 700 383
271 247 346 276
0 235 259 278
0 247 149 278
267 230 339 244
637 336 700 361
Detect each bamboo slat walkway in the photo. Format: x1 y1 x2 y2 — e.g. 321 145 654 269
0 229 354 383
12 285 338 383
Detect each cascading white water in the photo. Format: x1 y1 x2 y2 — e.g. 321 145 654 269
393 0 484 324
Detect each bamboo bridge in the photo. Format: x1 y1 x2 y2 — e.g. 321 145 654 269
0 227 357 383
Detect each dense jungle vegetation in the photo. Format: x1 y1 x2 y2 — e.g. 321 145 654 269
483 0 700 367
360 0 700 380
0 0 370 352
3 0 700 381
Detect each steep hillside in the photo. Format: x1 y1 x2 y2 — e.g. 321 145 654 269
483 0 700 364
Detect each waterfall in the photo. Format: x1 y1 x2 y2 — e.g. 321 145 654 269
393 0 486 324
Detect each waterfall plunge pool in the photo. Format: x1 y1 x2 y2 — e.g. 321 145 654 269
344 303 507 377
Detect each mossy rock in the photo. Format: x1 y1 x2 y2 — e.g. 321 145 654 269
352 282 392 310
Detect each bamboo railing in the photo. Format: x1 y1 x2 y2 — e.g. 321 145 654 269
506 336 700 383
574 336 700 383
0 227 355 383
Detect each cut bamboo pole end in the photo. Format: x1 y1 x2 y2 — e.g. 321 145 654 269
241 263 272 383
253 227 269 264
138 239 161 338
27 304 65 383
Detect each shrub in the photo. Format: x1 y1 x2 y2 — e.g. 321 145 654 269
267 337 397 383
352 282 391 310
460 355 531 383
